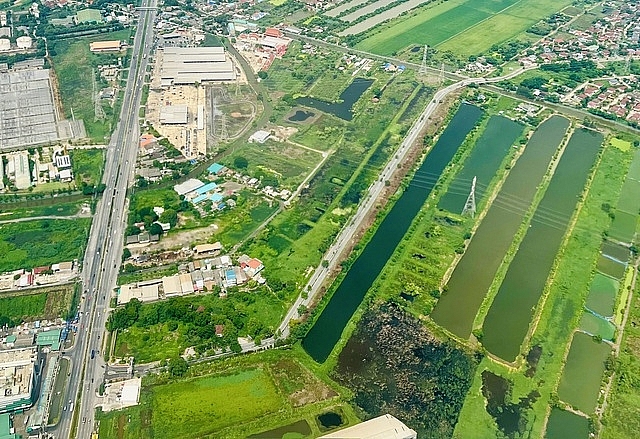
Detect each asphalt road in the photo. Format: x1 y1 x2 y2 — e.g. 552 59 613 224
52 2 158 438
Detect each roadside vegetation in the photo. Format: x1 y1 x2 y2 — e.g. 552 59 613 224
111 287 286 362
71 148 106 187
0 218 90 272
0 285 76 326
50 29 132 142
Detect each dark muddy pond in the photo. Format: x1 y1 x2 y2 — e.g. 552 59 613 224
296 78 373 121
288 109 315 122
317 412 343 430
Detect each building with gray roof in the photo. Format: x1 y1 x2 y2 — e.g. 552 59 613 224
160 47 236 86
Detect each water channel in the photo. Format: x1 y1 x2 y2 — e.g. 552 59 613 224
296 78 374 121
302 103 483 363
482 128 603 361
431 116 570 338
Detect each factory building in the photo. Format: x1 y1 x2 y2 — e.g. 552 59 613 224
160 47 236 86
0 348 43 414
319 414 417 439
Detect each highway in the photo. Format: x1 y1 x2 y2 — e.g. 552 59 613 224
52 1 158 438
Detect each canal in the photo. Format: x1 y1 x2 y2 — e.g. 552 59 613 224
302 103 483 363
431 116 570 338
482 128 603 361
296 77 373 121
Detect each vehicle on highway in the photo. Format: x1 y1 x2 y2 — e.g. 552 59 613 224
91 349 95 359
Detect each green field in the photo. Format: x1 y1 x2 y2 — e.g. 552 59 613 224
153 369 283 438
0 201 83 220
220 140 321 190
356 0 572 56
51 29 131 142
97 351 347 439
71 148 105 186
0 219 90 272
0 287 75 325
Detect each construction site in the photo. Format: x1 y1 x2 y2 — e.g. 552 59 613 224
145 46 257 158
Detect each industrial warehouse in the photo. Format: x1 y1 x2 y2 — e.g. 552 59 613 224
159 46 236 86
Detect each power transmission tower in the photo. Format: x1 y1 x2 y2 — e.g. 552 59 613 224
419 45 428 76
220 114 228 140
439 63 445 84
462 176 477 218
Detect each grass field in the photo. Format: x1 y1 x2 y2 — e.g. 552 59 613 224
51 29 131 142
0 287 75 324
0 201 83 220
153 369 283 439
71 148 105 186
356 0 572 56
97 350 347 439
0 219 90 272
220 140 321 190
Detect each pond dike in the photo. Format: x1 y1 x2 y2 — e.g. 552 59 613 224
431 116 570 338
302 103 483 363
482 128 603 362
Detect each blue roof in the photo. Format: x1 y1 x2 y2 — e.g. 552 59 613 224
226 269 236 280
210 193 223 202
207 163 224 174
196 182 218 195
193 194 208 204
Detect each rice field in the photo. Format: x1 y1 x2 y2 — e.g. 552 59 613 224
326 0 370 17
339 0 433 36
355 0 572 56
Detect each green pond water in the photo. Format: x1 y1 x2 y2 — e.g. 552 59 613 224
586 273 619 317
596 254 626 280
545 408 589 439
482 128 603 361
431 116 570 338
438 115 523 214
579 311 615 340
296 78 373 121
302 103 483 363
601 240 630 263
557 331 611 414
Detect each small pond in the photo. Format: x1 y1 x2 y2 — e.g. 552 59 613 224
288 109 315 123
317 412 343 430
247 419 311 438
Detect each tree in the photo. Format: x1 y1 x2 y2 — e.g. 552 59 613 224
122 248 131 261
159 209 178 227
257 70 268 79
149 222 163 236
168 356 188 377
234 156 248 170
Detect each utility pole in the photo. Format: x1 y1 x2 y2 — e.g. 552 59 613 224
419 45 428 76
462 176 477 218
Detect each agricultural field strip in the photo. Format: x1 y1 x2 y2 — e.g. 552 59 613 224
325 0 370 17
354 0 471 52
434 0 532 48
437 0 574 55
341 0 403 22
339 0 432 36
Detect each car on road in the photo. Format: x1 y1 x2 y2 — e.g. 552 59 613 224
91 349 95 359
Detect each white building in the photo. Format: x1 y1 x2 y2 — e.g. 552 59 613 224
319 414 417 439
160 47 236 86
0 38 9 52
16 36 32 49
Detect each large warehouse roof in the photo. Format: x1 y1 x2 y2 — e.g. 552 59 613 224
160 46 235 85
159 104 188 124
319 414 417 439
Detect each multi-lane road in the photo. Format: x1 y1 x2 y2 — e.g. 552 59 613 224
53 2 158 438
